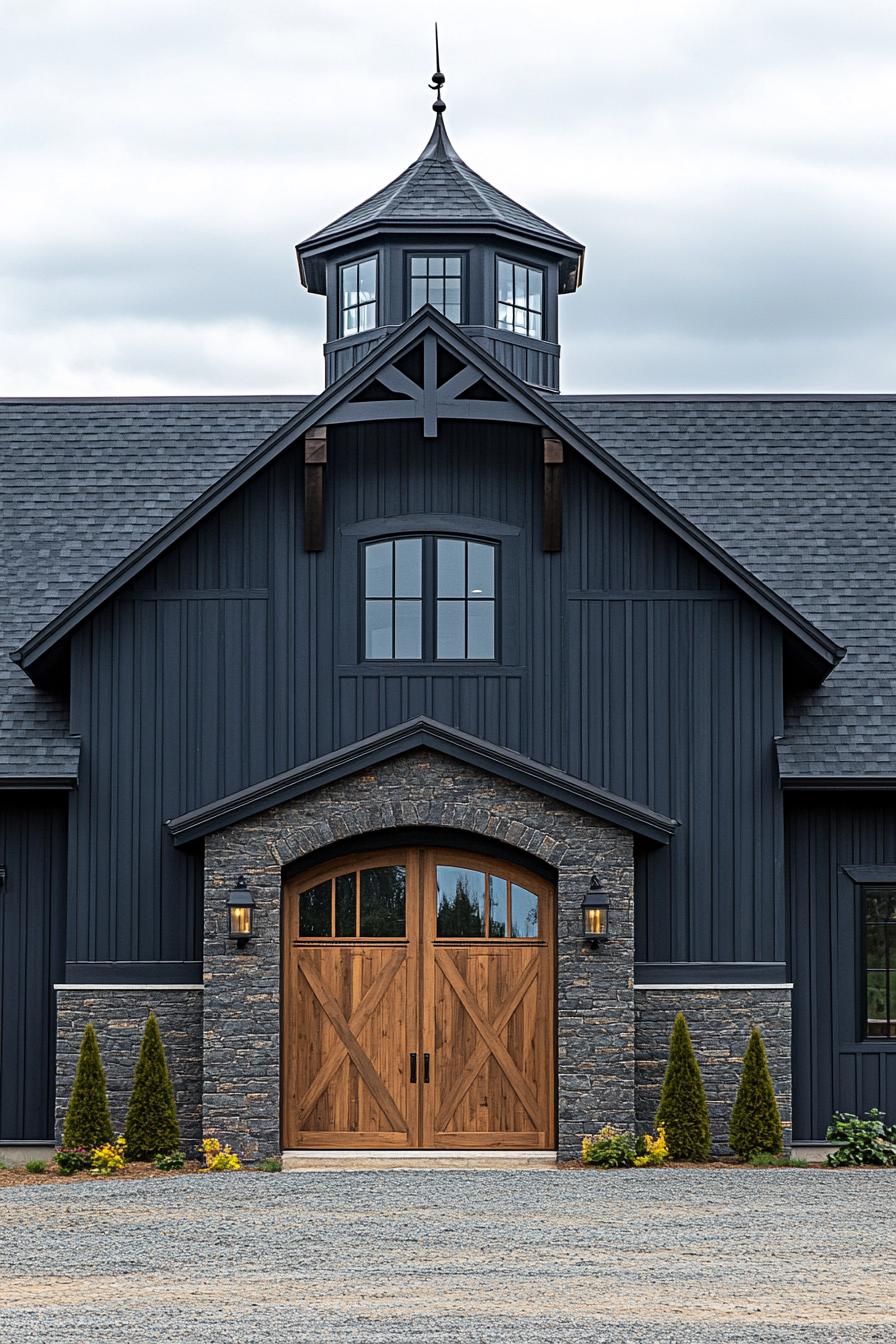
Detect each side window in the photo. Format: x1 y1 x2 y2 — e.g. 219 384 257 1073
865 885 896 1038
362 536 497 663
340 256 377 336
409 255 462 321
497 258 543 339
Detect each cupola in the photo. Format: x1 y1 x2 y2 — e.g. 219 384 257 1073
296 48 584 392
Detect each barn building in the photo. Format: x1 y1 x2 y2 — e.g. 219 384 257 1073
2 73 895 1161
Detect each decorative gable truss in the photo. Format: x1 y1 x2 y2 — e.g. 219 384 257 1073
304 316 563 553
324 329 539 437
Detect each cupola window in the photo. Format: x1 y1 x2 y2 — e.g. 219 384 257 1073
497 258 543 339
409 255 462 322
363 536 497 662
340 256 377 337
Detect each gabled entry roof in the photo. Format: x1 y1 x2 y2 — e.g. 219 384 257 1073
12 307 844 687
166 716 678 846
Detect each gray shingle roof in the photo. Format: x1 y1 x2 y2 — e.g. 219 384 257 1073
297 115 583 258
556 395 896 781
2 392 893 782
0 397 310 779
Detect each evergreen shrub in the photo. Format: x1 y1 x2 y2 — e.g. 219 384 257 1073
124 1012 181 1160
62 1023 114 1150
728 1026 782 1159
655 1012 711 1161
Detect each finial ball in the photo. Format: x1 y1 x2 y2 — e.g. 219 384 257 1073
431 71 445 86
432 96 446 113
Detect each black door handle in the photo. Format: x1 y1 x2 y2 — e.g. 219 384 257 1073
410 1051 417 1083
423 1052 430 1084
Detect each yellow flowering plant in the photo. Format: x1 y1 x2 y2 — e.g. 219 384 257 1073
581 1124 668 1168
201 1137 241 1171
633 1126 668 1167
90 1135 127 1174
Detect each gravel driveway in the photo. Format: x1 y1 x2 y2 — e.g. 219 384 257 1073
0 1168 893 1342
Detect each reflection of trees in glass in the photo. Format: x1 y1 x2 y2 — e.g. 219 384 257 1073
437 873 485 936
865 886 896 1036
360 866 406 936
300 881 331 936
510 885 539 938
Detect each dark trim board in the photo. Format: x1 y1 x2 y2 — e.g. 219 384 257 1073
167 716 678 846
62 961 203 986
634 962 789 986
781 777 896 792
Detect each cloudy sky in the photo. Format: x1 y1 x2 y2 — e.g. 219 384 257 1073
2 0 895 394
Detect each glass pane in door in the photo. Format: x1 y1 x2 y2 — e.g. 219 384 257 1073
436 865 486 936
359 866 406 936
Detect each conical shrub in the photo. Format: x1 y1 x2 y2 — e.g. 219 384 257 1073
62 1022 114 1149
729 1026 782 1159
123 1012 181 1160
655 1011 711 1161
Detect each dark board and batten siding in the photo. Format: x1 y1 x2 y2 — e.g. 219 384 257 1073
787 795 896 1140
0 796 67 1140
66 418 784 976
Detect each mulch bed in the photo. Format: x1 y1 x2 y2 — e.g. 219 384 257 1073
0 1161 207 1188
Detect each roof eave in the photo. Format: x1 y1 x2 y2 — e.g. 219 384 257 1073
296 221 585 293
14 306 844 682
166 716 678 846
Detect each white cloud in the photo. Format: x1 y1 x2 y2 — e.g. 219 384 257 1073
1 0 895 393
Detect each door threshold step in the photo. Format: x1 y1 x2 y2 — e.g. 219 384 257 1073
282 1149 558 1170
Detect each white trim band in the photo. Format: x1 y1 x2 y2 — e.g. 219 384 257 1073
55 983 203 991
634 983 793 991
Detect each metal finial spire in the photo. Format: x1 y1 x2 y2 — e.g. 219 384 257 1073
429 23 446 114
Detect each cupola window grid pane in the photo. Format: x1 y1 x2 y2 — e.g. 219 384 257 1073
409 255 463 322
497 258 543 339
340 256 377 337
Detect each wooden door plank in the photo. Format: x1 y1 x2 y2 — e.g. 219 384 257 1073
293 946 405 1126
297 954 408 1133
434 955 539 1130
435 950 544 1130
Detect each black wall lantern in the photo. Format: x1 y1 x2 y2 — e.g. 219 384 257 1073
581 876 609 944
227 875 256 947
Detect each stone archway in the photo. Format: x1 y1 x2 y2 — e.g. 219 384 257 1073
202 748 635 1160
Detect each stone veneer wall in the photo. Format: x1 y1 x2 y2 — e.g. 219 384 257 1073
203 747 636 1160
55 990 203 1148
634 988 792 1152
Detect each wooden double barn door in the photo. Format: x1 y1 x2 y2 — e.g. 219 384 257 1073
282 847 555 1150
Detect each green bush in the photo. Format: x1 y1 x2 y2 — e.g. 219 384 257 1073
826 1109 896 1167
728 1026 783 1159
155 1151 186 1171
582 1126 637 1167
655 1012 711 1161
124 1012 181 1160
258 1157 282 1173
25 1159 47 1174
62 1023 114 1150
55 1147 93 1175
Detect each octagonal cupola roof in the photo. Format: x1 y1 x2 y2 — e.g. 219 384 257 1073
297 110 584 296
